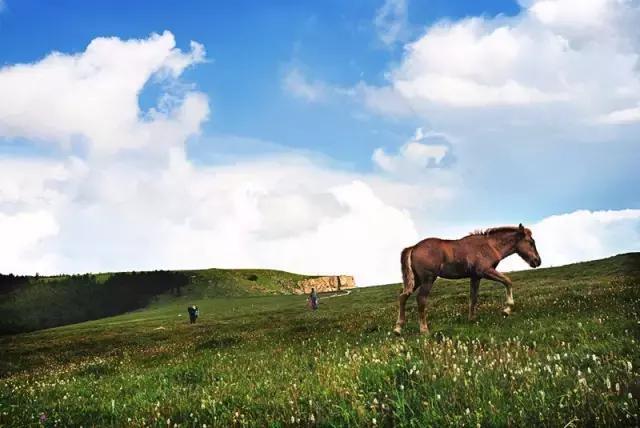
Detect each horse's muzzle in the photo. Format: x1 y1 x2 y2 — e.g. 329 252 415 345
530 258 542 268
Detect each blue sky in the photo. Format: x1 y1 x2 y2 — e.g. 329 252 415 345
0 0 638 283
0 0 519 166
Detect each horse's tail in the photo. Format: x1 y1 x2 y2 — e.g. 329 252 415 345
400 246 415 294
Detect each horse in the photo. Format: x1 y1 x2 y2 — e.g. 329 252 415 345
393 224 541 335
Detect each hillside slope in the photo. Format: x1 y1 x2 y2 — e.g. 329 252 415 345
0 267 316 334
0 253 638 426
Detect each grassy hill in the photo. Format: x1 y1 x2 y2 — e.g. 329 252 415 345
0 267 315 335
0 253 639 426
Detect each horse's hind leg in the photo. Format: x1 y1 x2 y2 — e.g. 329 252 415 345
417 276 435 334
394 291 412 335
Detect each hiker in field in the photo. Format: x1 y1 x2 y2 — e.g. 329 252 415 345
308 288 318 310
187 305 199 323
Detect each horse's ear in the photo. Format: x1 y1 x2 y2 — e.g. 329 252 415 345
518 223 525 234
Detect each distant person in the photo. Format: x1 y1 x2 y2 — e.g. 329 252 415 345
187 305 199 323
308 288 318 310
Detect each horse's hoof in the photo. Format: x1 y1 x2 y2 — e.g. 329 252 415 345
393 327 402 336
502 307 512 317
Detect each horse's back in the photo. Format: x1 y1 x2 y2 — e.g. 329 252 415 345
411 237 474 279
411 238 449 270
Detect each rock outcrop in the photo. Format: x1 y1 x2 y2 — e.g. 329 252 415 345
295 275 355 294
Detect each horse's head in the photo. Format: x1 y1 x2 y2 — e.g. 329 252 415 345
515 223 541 268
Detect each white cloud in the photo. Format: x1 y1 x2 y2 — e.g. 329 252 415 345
0 33 442 285
598 105 640 125
282 68 328 102
374 0 409 46
373 127 449 173
361 0 640 118
0 152 428 285
0 31 207 154
0 211 59 274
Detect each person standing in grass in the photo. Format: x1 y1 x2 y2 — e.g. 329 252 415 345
308 288 319 310
187 305 199 323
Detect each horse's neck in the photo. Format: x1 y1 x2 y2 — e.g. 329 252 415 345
489 232 519 260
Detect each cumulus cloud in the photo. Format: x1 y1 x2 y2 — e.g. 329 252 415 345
0 31 207 154
0 32 439 285
374 0 410 46
373 127 451 173
361 0 640 121
0 151 428 285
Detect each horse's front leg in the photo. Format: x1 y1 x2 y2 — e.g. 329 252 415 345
482 268 514 316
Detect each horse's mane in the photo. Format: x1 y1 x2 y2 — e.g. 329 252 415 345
468 226 520 237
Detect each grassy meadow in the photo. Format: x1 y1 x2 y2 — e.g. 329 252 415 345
0 253 639 427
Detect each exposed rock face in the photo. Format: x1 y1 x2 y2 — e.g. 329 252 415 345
296 275 355 294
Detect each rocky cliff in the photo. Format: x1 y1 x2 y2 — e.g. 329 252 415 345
295 275 355 294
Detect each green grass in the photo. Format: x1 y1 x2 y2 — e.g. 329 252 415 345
0 253 639 427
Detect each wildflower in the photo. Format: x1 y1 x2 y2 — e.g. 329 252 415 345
372 418 377 425
167 419 171 426
629 393 633 399
436 394 441 400
606 377 611 390
309 414 315 423
400 384 404 391
291 416 295 423
465 408 470 415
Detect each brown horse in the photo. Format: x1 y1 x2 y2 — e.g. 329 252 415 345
394 224 541 335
